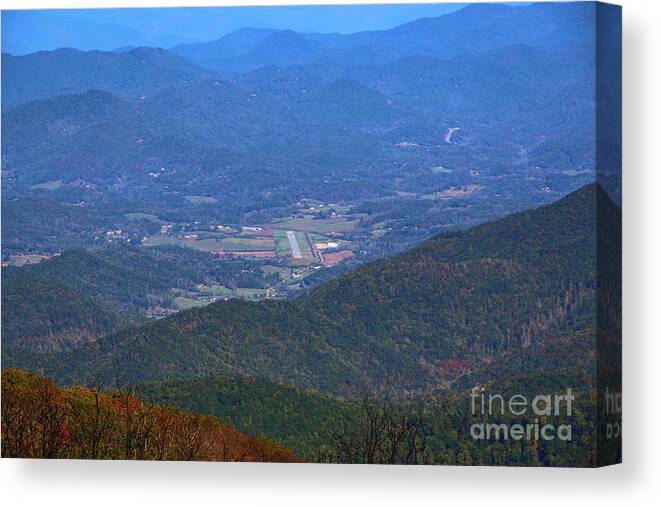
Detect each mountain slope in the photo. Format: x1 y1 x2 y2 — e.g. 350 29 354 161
170 27 278 63
360 2 595 57
1 268 133 353
1 89 234 185
1 47 214 109
293 78 410 128
1 368 300 462
202 29 326 72
5 185 616 397
139 375 359 459
4 246 206 314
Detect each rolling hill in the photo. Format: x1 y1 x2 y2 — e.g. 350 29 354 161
2 44 595 212
1 268 134 353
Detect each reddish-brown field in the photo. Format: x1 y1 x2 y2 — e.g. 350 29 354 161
322 250 354 266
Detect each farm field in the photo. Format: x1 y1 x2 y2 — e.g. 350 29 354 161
142 236 222 251
322 250 355 266
260 265 289 276
219 237 275 252
172 284 273 308
198 284 233 297
271 217 359 234
142 235 275 252
234 287 269 299
174 296 206 310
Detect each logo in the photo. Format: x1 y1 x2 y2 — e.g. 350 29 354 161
469 386 574 441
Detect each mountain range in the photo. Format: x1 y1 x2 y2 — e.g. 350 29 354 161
2 3 601 244
169 3 596 72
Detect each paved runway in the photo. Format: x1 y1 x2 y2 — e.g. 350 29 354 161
286 230 302 259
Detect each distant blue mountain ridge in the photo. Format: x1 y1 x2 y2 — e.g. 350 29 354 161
1 3 468 55
2 2 597 109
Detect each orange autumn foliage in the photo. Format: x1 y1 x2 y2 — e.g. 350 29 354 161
1 368 301 462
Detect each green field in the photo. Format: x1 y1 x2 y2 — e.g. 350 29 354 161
271 217 359 234
309 233 332 241
260 265 289 276
310 233 350 246
234 288 269 298
272 230 292 256
174 296 205 310
142 236 219 251
293 232 312 255
219 237 275 252
199 284 233 297
142 236 274 252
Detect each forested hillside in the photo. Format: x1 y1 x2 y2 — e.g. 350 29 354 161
1 368 300 462
139 375 360 459
1 268 134 352
137 364 601 466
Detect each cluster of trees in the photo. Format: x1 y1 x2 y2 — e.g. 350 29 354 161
321 399 429 464
418 373 597 467
1 368 300 462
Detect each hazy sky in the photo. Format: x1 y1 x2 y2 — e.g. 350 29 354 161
1 3 467 55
